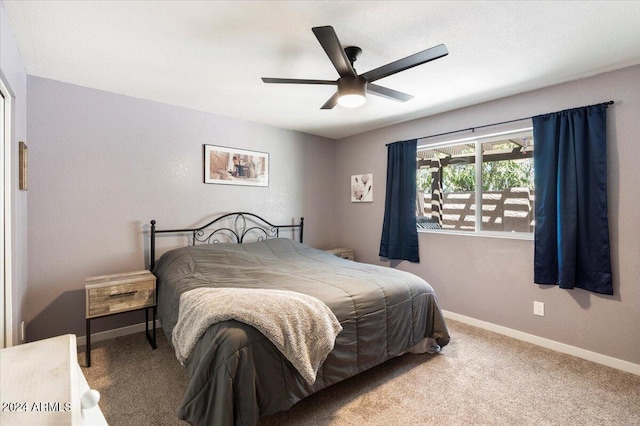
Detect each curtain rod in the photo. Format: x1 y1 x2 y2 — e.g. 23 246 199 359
387 100 614 145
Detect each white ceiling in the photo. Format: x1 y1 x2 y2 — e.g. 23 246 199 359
4 1 640 139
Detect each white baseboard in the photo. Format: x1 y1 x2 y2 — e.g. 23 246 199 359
76 320 161 348
442 310 640 376
77 312 639 376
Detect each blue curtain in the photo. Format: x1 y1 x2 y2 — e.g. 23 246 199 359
532 103 612 295
379 139 420 262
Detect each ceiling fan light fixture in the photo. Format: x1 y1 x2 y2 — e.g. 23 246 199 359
337 77 367 108
338 93 366 108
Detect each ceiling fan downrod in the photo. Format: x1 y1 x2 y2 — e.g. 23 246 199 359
344 46 362 67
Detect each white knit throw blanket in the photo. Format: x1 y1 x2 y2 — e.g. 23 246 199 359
172 287 343 385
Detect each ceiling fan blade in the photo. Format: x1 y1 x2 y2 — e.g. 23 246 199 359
312 26 357 79
262 77 337 85
320 92 339 110
361 44 448 83
367 84 414 102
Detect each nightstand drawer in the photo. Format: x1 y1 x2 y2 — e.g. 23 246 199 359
86 271 156 318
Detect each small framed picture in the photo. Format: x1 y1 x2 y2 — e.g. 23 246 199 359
351 174 373 202
19 141 28 191
204 145 269 187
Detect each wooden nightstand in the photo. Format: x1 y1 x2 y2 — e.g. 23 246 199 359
326 247 355 261
85 270 157 367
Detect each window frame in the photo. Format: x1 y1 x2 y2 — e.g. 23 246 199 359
417 127 534 240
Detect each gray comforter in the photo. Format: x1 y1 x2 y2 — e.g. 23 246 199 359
154 238 450 426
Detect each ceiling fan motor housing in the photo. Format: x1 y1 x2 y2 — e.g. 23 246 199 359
338 76 367 97
337 76 367 107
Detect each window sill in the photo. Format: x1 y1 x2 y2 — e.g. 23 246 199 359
417 228 533 241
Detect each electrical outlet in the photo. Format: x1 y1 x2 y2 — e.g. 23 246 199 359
20 321 25 342
533 301 545 317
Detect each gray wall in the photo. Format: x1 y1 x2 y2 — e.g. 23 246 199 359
1 3 28 346
26 76 338 341
336 65 640 365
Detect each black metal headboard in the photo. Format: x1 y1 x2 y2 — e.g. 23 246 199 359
150 212 304 270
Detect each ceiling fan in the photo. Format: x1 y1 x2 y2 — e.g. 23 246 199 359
261 26 448 109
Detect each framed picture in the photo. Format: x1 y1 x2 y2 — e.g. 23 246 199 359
351 173 373 202
204 145 269 187
19 141 28 191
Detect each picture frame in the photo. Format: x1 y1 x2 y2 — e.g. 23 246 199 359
19 141 28 191
204 145 269 187
351 173 373 202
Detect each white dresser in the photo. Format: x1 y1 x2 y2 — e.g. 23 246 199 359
0 334 107 425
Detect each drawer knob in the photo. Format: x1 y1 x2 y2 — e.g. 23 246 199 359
81 389 101 409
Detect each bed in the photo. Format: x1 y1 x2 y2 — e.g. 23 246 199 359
150 212 450 425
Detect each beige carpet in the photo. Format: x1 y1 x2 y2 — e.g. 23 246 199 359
80 320 640 425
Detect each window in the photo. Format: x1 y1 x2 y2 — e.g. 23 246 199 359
416 128 534 235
